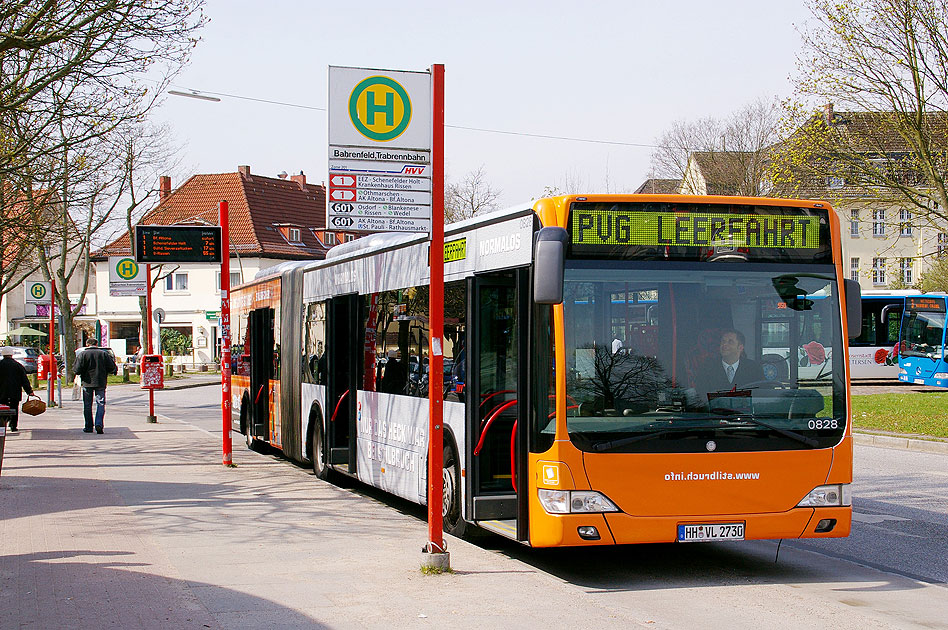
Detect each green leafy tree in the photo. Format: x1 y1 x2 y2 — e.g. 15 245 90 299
770 0 948 225
917 256 948 292
160 329 191 356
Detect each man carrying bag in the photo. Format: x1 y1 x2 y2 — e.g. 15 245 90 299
73 339 117 434
0 346 36 431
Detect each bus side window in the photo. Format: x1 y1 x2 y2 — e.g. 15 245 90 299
304 302 326 385
444 281 467 401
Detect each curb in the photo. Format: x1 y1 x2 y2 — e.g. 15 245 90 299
162 379 221 391
853 431 948 455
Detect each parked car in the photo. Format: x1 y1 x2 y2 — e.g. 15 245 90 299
5 346 40 374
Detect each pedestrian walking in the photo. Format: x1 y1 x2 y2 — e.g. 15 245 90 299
72 338 117 434
0 346 35 432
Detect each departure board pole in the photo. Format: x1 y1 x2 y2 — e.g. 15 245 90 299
220 201 233 466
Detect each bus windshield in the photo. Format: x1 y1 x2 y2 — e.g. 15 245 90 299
899 309 946 360
560 262 846 453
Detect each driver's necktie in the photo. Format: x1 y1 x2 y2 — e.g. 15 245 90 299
726 365 735 383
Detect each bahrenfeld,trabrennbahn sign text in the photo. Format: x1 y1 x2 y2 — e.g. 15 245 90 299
328 66 432 234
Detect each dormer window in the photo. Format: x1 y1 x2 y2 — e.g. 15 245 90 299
276 224 304 243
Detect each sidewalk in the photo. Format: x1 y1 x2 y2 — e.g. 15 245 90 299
0 403 639 629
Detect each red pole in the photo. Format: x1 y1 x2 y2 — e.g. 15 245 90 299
427 63 445 553
146 264 156 423
220 200 233 466
49 278 55 406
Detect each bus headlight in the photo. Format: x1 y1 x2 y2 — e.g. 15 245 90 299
797 484 851 507
538 489 619 514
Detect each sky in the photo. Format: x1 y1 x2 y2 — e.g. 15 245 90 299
151 0 815 209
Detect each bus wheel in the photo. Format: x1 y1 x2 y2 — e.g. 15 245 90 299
240 401 256 450
312 417 330 481
442 443 466 538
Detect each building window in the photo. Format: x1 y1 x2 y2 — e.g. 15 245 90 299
899 208 912 236
900 258 913 284
216 271 242 291
850 257 859 282
827 176 844 189
872 209 885 236
872 258 886 285
938 232 948 257
850 210 859 237
345 234 355 242
164 272 188 292
289 227 301 243
324 232 337 246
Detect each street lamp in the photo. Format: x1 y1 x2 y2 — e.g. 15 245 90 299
167 89 221 102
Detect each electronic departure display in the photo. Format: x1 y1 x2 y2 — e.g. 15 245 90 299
135 225 223 263
567 202 832 263
905 296 946 312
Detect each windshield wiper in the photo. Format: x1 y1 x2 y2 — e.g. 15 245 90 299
710 410 819 448
590 426 708 452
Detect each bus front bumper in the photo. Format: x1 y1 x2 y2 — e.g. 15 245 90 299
529 507 851 547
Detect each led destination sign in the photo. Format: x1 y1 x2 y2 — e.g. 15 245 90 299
571 209 821 249
135 225 223 264
905 297 946 312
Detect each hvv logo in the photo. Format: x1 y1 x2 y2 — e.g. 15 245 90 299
401 165 427 175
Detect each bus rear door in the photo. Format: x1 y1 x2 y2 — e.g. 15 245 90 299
247 307 274 442
328 294 360 474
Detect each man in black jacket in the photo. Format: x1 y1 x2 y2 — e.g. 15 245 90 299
73 338 117 434
0 346 35 432
697 329 765 398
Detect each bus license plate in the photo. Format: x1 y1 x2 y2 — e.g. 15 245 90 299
677 522 745 542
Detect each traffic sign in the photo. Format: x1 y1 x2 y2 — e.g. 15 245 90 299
330 174 356 187
329 66 431 150
328 66 432 234
26 281 49 302
153 308 165 324
109 256 146 296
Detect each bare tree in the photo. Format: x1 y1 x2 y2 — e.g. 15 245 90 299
0 1 206 178
445 166 502 223
770 0 948 225
649 98 782 196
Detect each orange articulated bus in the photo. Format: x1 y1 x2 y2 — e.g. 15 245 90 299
231 194 861 547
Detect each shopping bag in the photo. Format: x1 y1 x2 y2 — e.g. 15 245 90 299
72 375 81 400
21 395 46 416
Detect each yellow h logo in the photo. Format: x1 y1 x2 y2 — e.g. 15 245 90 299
116 258 139 280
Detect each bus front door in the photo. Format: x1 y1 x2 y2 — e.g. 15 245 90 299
248 307 274 442
468 271 528 541
328 294 360 474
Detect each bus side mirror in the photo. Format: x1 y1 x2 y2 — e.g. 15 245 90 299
844 279 862 340
534 227 568 305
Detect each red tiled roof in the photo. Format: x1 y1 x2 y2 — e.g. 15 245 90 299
95 169 329 260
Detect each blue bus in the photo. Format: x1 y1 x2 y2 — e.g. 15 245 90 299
849 291 910 380
897 294 948 387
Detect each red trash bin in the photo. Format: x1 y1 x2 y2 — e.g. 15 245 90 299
140 354 164 390
38 354 57 381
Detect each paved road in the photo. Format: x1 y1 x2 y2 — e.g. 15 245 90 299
104 381 948 627
146 383 948 581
